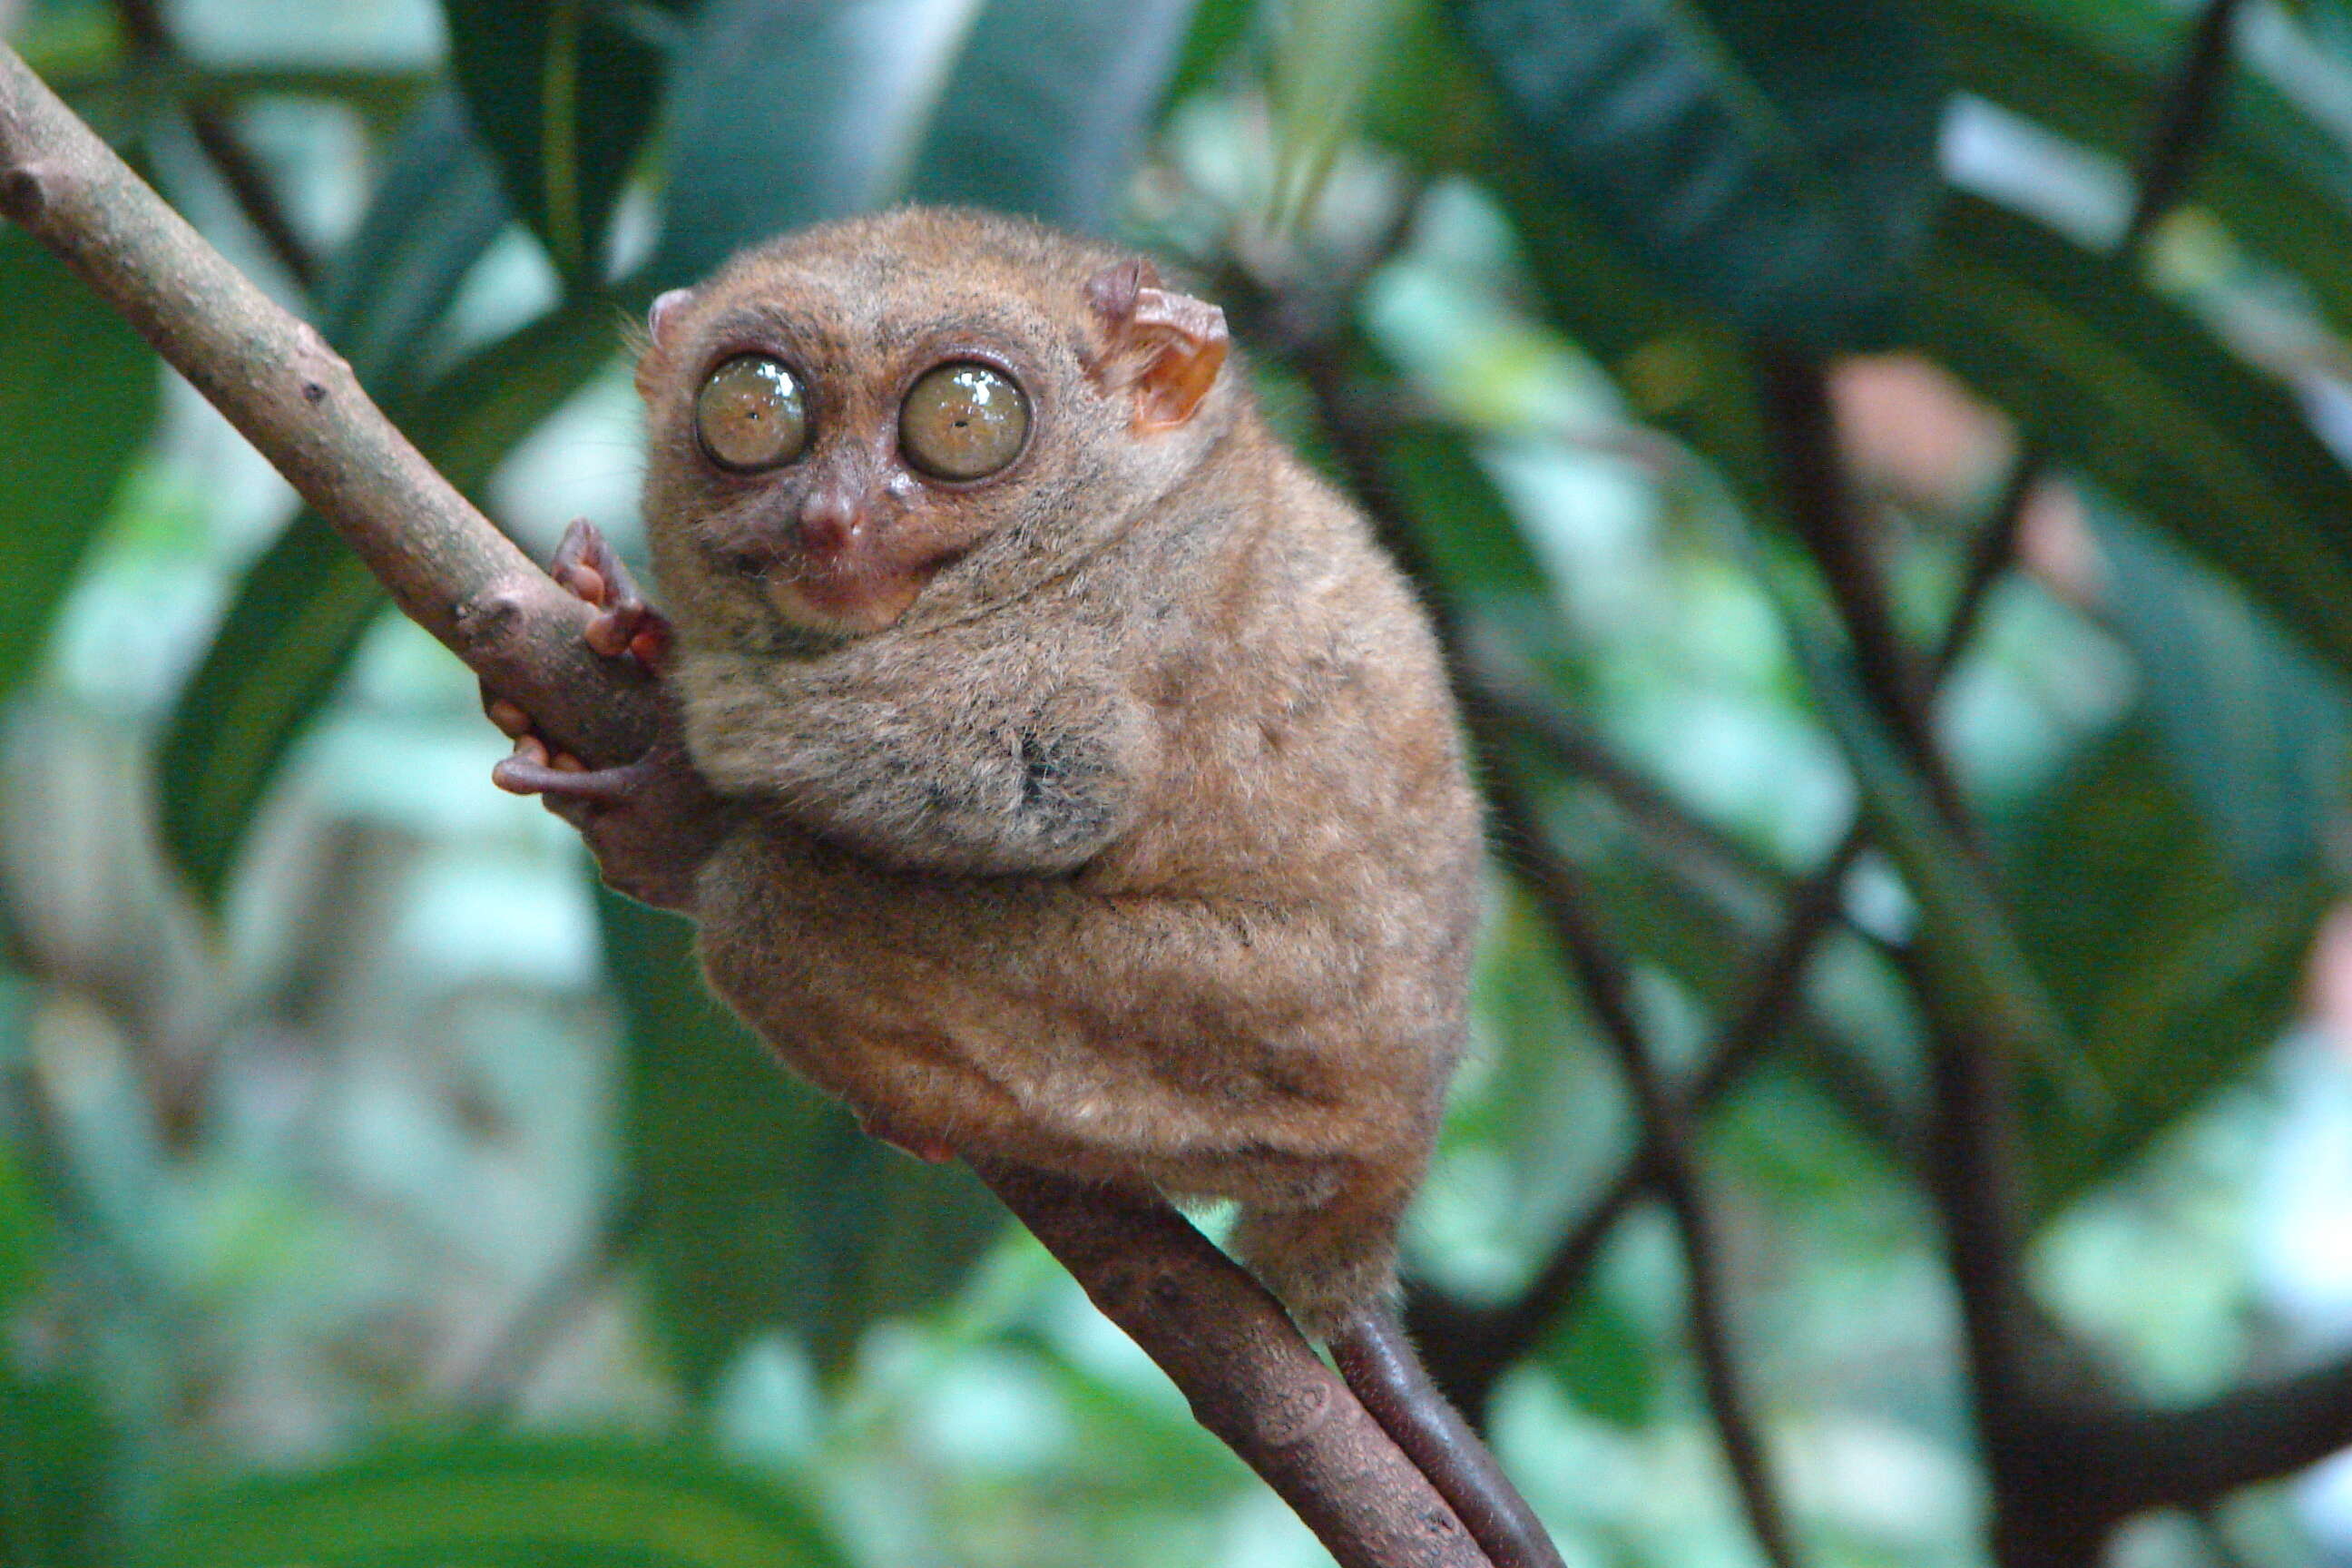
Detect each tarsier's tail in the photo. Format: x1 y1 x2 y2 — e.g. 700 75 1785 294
1329 1308 1568 1568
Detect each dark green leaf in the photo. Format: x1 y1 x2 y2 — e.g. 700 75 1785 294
1375 418 1552 601
0 1356 116 1568
598 887 1004 1392
314 91 512 394
1446 0 1948 346
1911 195 2352 689
0 1134 116 1568
1158 0 1259 112
440 0 664 281
1374 41 1780 524
1936 0 2352 343
658 0 1200 282
135 1436 846 1568
907 0 1202 231
1544 1289 1658 1428
155 89 538 900
652 0 957 285
2090 501 2352 884
159 294 627 903
2004 726 2333 1206
0 231 157 701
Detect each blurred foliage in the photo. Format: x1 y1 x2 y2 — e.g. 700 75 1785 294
6 0 2352 1564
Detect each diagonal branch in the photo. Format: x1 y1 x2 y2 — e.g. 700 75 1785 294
1409 434 2036 1416
2123 0 2249 250
0 44 1492 1568
1478 768 1806 1568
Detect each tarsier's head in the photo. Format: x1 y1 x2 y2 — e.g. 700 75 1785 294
635 207 1233 644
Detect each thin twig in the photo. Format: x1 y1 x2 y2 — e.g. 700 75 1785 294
116 0 318 289
1479 772 1805 1568
1916 0 2250 1555
1289 328 1805 1568
1411 448 2036 1415
2123 0 2249 250
0 44 1495 1567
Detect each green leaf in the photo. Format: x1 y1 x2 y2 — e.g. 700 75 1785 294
1360 363 1552 598
652 0 963 285
153 89 536 900
1936 0 2352 342
2089 501 2352 885
440 0 664 282
1 1355 116 1568
313 91 513 396
1365 34 1782 523
0 1132 117 1568
907 0 1203 231
2004 725 2333 1207
134 1437 846 1568
656 0 1201 283
1446 0 1948 347
1158 0 1259 112
1544 1289 1658 1428
598 888 1004 1392
1264 0 1416 229
158 293 627 903
0 230 157 701
1910 194 2352 690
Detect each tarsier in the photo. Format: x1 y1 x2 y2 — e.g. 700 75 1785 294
485 207 1559 1568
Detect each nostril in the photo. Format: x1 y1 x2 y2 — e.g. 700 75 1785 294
798 489 862 554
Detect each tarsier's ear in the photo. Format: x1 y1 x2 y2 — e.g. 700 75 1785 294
1085 260 1230 432
634 287 697 402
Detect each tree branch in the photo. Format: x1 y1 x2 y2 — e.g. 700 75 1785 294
1403 415 2034 1420
982 1165 1489 1568
0 44 1493 1568
1289 334 1804 1568
1479 772 1805 1568
0 44 652 770
2123 0 2249 250
117 0 320 290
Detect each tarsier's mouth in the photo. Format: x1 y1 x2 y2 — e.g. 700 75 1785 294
760 545 963 636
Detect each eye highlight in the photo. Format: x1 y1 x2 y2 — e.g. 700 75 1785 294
696 354 808 472
900 362 1029 481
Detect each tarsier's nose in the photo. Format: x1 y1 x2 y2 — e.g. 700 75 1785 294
796 484 867 556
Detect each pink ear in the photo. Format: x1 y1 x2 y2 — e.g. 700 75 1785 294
636 289 698 403
1086 260 1230 432
647 288 696 347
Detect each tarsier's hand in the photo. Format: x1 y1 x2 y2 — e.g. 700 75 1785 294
484 519 733 916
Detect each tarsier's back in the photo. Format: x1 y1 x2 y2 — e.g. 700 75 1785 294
632 207 1483 1336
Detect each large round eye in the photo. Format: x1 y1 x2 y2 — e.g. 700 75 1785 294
900 361 1030 481
696 354 808 472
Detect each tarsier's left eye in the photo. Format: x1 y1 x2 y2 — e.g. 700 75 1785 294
900 361 1030 480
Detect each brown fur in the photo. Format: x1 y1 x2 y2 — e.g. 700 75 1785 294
637 207 1481 1335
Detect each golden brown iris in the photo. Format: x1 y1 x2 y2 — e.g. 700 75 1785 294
696 354 808 472
899 361 1029 480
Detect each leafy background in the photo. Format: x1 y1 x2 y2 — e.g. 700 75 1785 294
6 0 2352 1564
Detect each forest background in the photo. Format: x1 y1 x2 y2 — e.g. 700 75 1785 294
8 1 2352 1566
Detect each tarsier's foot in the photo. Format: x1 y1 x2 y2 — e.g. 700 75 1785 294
549 514 671 669
485 519 729 916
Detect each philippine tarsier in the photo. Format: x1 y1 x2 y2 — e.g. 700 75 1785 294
485 206 1559 1568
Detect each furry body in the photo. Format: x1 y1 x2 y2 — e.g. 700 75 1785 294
634 209 1482 1334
